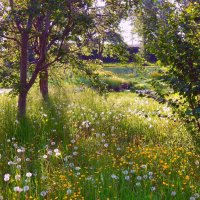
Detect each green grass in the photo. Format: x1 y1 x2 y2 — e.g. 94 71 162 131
0 84 199 199
98 63 165 91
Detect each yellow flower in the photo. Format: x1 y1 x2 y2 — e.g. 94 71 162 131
185 175 190 180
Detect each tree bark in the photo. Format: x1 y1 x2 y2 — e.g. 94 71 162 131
18 91 28 118
39 68 49 101
18 32 28 117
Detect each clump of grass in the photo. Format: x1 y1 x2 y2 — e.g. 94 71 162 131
0 85 199 199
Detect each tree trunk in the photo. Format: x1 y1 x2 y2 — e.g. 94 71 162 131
39 68 49 101
18 32 29 117
18 92 27 118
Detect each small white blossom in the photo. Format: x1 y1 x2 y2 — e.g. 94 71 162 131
13 186 23 192
136 182 141 186
72 152 78 156
148 172 153 176
143 175 148 179
194 193 200 198
66 189 72 195
43 155 48 159
141 165 147 169
47 150 53 155
125 176 130 180
40 191 47 197
75 167 81 171
4 174 10 181
122 170 128 175
104 143 108 148
17 165 21 169
171 191 176 196
54 149 59 153
23 186 29 192
15 174 21 180
111 174 118 179
71 139 76 144
26 172 32 178
130 170 135 174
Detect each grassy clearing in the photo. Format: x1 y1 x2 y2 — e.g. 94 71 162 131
0 84 199 199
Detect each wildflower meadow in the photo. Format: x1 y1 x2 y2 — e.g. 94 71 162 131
0 85 199 199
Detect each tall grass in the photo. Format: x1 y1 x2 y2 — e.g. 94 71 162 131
0 85 199 199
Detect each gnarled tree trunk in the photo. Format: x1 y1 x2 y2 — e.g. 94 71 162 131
18 32 29 118
39 68 49 101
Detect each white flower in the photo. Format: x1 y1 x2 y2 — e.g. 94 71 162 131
17 149 22 153
137 176 142 181
111 174 118 179
194 193 200 198
0 195 3 200
143 175 148 179
51 142 55 146
71 140 76 144
6 6 11 12
23 186 29 192
130 170 135 174
54 149 59 153
15 174 21 181
43 155 48 159
17 165 21 169
189 197 195 200
26 172 32 178
75 167 81 171
149 175 153 179
47 150 52 155
8 161 16 165
55 152 61 157
122 170 128 175
141 165 147 169
72 152 78 156
195 160 199 166
69 163 74 167
26 158 30 162
64 156 68 162
151 186 156 192
66 189 72 195
136 182 141 186
13 186 23 192
117 147 121 151
4 174 10 181
125 176 130 181
148 172 153 176
40 191 47 197
104 143 108 148
171 191 176 196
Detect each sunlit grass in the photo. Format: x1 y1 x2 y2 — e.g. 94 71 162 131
0 85 199 199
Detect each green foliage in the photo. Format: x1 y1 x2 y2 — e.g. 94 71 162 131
143 1 200 131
